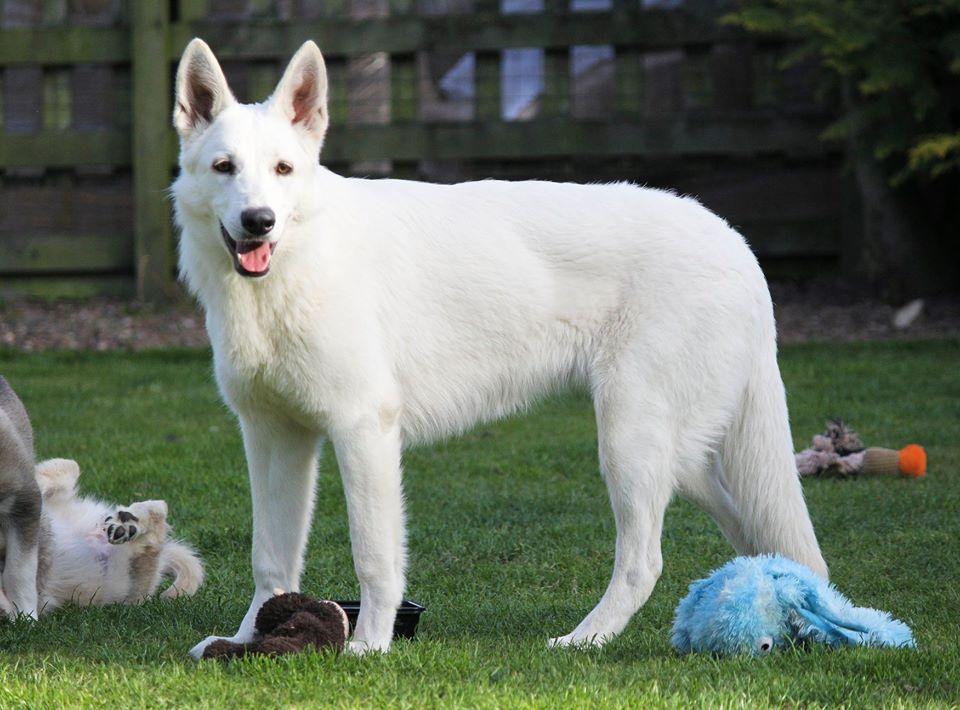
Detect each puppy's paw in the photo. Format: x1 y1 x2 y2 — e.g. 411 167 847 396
102 509 141 545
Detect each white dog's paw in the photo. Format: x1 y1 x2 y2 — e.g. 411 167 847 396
345 639 391 656
102 509 141 545
548 631 609 649
189 634 247 660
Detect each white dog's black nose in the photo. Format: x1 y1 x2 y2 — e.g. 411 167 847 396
241 207 275 237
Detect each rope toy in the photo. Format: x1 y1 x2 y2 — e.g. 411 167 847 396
795 419 927 479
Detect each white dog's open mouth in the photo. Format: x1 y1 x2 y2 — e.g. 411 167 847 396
220 222 276 278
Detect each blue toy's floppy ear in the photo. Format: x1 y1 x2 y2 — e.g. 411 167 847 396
771 569 868 646
792 607 867 646
773 568 915 649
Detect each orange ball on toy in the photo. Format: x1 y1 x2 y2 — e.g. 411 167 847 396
861 445 927 478
898 444 927 478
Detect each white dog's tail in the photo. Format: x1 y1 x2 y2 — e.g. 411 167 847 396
159 540 205 599
721 341 829 578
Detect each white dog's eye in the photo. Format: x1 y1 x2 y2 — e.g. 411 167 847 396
756 636 774 653
276 161 293 176
213 159 235 175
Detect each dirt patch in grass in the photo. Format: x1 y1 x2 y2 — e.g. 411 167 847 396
1 286 957 351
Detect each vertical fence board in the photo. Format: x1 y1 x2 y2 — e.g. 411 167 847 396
475 49 501 120
130 0 172 300
615 46 642 118
326 57 348 123
42 67 71 129
391 52 416 123
542 47 568 117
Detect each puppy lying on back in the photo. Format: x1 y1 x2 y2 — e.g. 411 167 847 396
0 376 203 617
28 457 204 613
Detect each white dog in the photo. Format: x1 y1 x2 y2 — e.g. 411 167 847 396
172 38 828 658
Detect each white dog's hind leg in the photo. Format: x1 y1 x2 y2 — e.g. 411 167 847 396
550 384 674 649
332 417 405 656
677 454 755 556
189 414 320 660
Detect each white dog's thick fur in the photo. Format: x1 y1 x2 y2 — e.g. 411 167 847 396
173 39 827 658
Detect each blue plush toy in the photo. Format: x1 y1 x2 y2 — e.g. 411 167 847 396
671 555 915 656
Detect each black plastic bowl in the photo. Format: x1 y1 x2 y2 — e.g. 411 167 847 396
334 600 426 640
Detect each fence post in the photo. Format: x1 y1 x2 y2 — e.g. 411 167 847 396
475 1 501 122
131 0 173 302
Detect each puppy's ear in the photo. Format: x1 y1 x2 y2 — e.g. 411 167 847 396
269 40 329 151
174 38 235 141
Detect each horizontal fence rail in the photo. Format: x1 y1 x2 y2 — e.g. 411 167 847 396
0 116 831 169
0 0 841 300
0 5 769 65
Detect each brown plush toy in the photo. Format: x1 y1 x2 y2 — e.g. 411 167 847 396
202 593 349 660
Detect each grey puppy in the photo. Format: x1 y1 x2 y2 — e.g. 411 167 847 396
0 376 44 617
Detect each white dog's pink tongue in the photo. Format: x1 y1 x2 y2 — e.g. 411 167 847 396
238 242 272 273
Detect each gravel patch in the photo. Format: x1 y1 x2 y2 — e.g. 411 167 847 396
0 298 207 352
770 284 960 345
1 288 957 352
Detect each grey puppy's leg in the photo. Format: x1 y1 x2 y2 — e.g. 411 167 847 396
0 377 42 618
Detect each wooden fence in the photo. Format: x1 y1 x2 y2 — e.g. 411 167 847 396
0 0 843 300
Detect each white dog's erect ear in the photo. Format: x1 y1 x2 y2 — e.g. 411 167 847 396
270 41 329 149
174 38 235 140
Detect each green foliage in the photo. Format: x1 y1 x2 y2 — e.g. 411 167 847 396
909 131 960 177
0 341 958 706
726 0 960 184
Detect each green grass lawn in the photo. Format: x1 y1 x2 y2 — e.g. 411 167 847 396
0 340 957 708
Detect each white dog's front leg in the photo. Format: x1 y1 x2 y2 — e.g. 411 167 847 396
190 413 321 659
332 419 406 655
